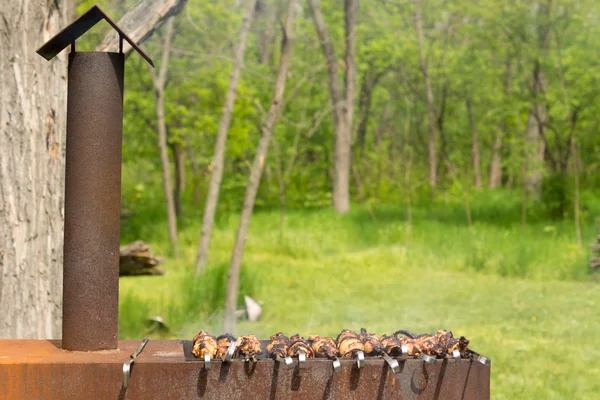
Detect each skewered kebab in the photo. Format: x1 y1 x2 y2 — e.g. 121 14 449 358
235 334 262 361
360 328 399 372
309 335 341 372
359 328 384 356
267 332 293 367
287 334 314 366
309 335 337 358
380 335 403 356
216 333 236 360
336 329 366 368
192 330 218 366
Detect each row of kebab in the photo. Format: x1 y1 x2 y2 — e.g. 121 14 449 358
191 328 490 371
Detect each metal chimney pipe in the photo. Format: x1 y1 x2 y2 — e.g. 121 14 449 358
61 51 124 351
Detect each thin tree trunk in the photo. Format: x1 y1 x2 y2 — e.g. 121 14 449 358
489 58 512 188
524 1 551 200
573 139 581 247
307 0 356 213
150 17 179 257
414 0 437 198
0 0 70 339
195 0 258 274
254 0 271 65
171 142 185 218
466 99 482 189
98 0 188 55
223 0 297 332
356 67 388 151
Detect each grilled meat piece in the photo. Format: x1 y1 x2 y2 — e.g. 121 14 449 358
192 330 218 359
266 332 289 359
445 333 470 356
360 328 384 356
380 334 402 356
215 333 236 359
309 335 338 359
287 334 314 358
394 330 421 356
416 333 446 357
235 334 263 359
336 329 365 358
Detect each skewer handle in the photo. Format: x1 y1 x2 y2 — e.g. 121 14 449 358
332 357 341 372
356 351 365 369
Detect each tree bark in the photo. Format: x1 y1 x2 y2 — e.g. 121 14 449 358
356 67 388 151
489 58 512 189
98 0 188 55
307 0 357 213
414 0 437 198
254 0 271 65
195 0 258 274
151 17 179 257
466 99 482 190
171 142 185 218
0 0 70 339
524 0 551 200
223 0 297 333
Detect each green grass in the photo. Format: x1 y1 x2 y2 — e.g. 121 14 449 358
118 191 600 399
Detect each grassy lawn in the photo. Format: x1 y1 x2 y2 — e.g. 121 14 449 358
119 196 600 399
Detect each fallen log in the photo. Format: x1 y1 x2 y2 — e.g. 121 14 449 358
120 240 164 276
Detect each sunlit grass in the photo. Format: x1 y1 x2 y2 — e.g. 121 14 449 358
118 191 599 398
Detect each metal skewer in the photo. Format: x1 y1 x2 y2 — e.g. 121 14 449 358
451 349 461 360
203 352 212 369
276 355 294 369
419 352 437 364
471 352 491 366
122 337 149 390
332 357 341 372
400 344 409 357
355 350 365 369
222 342 236 362
381 353 400 373
298 350 308 369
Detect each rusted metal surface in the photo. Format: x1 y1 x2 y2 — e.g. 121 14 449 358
0 340 490 399
61 52 124 351
36 5 154 67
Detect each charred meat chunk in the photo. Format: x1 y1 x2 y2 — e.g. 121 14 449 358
336 329 365 358
235 334 263 359
360 328 384 356
380 334 402 356
287 334 314 358
309 335 338 359
266 332 290 359
215 333 236 359
394 331 421 356
192 330 218 359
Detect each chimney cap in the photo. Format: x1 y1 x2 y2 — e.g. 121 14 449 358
36 5 154 67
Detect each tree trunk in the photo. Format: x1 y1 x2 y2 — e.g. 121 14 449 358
524 1 551 200
414 0 437 198
0 0 70 339
307 0 356 213
223 0 297 333
489 58 512 189
524 97 546 200
195 0 258 274
151 17 179 257
171 142 185 218
254 0 271 65
356 67 388 151
98 0 188 55
466 99 482 190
